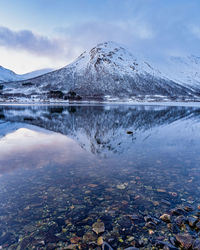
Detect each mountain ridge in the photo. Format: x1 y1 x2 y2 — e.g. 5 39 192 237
0 66 53 83
0 41 200 101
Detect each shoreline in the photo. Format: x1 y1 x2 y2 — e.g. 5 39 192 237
1 100 200 107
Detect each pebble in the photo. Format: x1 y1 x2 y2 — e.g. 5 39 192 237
97 236 103 246
145 221 156 229
83 231 97 242
116 183 127 190
170 207 185 216
175 234 194 249
175 215 185 227
70 236 81 244
196 221 200 230
184 205 194 212
192 239 200 250
92 220 105 234
187 216 197 227
160 214 171 223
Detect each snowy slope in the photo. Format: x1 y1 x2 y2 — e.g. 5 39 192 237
21 68 53 79
0 66 53 83
2 41 196 100
154 55 200 91
0 66 22 83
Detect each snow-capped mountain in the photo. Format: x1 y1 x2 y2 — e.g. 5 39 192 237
154 55 200 91
1 41 199 101
0 66 22 83
21 68 53 80
0 66 53 83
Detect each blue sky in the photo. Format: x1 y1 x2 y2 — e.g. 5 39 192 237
0 0 200 73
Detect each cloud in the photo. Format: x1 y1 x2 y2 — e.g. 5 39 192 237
57 19 154 49
189 25 200 39
0 26 75 59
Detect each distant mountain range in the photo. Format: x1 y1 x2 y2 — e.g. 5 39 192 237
0 67 53 83
0 41 200 102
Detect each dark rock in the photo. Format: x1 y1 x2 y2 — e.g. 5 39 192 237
170 207 185 216
145 221 156 229
130 214 144 225
138 237 148 247
175 215 185 227
192 238 200 250
169 236 176 246
127 131 133 134
196 221 200 230
175 234 194 249
154 241 178 250
187 216 197 227
54 218 65 226
130 214 142 221
184 205 194 212
118 216 132 228
44 233 60 244
0 232 16 245
100 215 113 231
46 243 57 250
19 236 35 249
144 215 160 224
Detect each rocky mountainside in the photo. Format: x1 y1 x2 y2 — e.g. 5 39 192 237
1 41 199 101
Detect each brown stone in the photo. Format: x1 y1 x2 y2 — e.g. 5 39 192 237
92 220 105 234
70 236 81 244
175 215 185 227
175 234 193 249
83 231 97 242
160 213 171 223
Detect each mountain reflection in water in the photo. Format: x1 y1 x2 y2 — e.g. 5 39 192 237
0 104 200 249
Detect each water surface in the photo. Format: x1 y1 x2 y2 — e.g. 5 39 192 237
0 104 200 249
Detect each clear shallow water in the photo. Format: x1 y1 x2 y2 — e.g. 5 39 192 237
0 104 200 249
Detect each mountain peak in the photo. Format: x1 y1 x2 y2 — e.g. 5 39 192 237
1 41 199 101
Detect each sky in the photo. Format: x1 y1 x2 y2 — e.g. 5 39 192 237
0 0 200 74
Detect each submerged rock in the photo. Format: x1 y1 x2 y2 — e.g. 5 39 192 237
187 216 197 227
126 131 133 134
196 221 200 230
83 231 97 243
175 215 185 227
184 205 194 212
170 207 185 216
92 220 105 234
145 221 156 229
70 236 81 244
160 214 171 223
116 183 128 190
175 234 193 249
97 236 104 246
154 240 178 250
192 239 200 250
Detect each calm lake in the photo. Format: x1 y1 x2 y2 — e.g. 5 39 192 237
0 104 200 249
